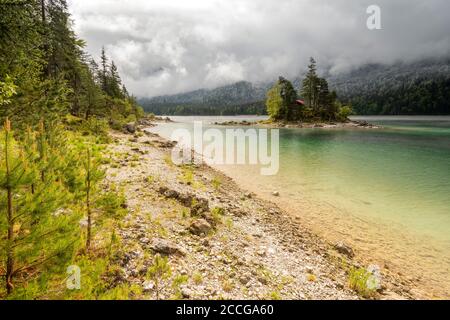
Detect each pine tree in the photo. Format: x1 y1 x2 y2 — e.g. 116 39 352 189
107 61 124 99
122 84 129 98
1 1 143 129
79 63 105 120
0 0 46 126
45 0 84 78
100 47 108 93
147 254 172 300
0 119 81 295
83 146 104 252
301 57 319 111
279 77 298 121
317 77 336 121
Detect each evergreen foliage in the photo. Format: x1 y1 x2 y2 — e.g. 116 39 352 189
0 0 143 130
266 77 297 121
0 119 81 295
0 0 143 298
83 146 105 252
266 57 352 122
344 77 450 115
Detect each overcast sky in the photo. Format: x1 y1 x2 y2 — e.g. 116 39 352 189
68 0 450 97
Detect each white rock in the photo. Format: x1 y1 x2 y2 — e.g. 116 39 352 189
142 281 154 292
181 288 191 299
305 265 314 274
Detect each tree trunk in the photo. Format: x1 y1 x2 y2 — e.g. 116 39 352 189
4 128 14 294
86 149 91 251
41 0 46 24
40 0 51 78
86 187 91 251
6 187 14 294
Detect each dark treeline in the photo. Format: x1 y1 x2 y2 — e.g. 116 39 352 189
342 77 450 115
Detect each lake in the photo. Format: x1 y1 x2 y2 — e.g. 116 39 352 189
150 115 450 298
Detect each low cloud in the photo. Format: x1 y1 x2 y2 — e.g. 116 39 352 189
68 0 450 97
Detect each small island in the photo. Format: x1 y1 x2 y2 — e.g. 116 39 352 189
215 58 379 129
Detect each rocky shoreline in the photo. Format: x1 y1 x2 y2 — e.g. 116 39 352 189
213 119 381 129
101 121 418 300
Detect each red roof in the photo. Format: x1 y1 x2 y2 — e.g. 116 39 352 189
296 99 305 105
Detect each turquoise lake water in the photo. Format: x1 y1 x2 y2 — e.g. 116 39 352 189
151 115 450 297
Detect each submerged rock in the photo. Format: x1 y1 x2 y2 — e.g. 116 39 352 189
334 242 355 258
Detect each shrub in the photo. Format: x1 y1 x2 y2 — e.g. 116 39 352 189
211 177 222 190
80 118 110 143
146 254 172 300
193 272 203 285
96 187 128 220
337 105 352 121
348 267 377 298
211 207 225 225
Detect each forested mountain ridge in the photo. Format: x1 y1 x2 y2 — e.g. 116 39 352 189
139 81 267 115
140 58 450 116
145 81 266 105
328 58 450 115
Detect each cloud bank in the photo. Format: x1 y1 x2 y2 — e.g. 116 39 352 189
68 0 450 97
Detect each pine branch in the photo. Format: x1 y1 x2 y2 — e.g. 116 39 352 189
11 239 77 277
12 227 62 248
12 176 58 222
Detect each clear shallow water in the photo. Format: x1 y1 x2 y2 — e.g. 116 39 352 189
151 115 450 297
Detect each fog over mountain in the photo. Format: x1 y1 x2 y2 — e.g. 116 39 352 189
68 0 450 98
141 58 450 103
139 57 450 115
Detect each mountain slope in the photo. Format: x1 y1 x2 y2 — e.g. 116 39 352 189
139 58 450 115
328 58 450 115
141 81 266 106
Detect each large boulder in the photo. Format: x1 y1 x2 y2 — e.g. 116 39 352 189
150 238 185 256
125 123 136 134
189 219 212 236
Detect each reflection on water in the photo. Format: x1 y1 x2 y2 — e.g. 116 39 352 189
151 115 450 298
